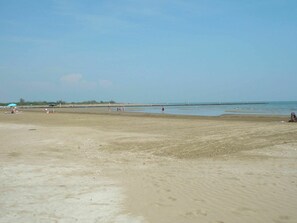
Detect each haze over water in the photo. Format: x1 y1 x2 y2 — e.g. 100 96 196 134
125 101 297 116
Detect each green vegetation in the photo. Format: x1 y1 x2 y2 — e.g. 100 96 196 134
0 99 116 106
72 100 116 104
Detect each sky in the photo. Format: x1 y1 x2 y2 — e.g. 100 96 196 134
0 0 296 103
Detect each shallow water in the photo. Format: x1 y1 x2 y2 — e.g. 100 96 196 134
125 101 297 116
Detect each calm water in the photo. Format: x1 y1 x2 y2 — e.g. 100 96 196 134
124 101 297 117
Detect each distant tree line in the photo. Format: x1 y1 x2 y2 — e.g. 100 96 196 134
0 98 116 106
72 100 116 104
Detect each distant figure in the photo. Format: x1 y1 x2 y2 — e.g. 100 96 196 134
289 112 296 122
162 106 165 113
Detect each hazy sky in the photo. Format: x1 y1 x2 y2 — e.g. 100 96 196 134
0 0 296 103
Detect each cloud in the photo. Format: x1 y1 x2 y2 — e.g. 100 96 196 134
60 73 97 89
99 79 113 88
60 74 113 89
60 74 82 84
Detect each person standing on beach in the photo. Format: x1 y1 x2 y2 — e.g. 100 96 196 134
289 112 296 122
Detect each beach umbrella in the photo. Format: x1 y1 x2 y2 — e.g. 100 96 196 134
7 103 17 107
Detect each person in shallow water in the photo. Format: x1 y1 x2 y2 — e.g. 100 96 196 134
289 112 297 122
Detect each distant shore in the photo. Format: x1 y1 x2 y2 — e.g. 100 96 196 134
10 101 267 109
10 105 288 123
5 101 293 117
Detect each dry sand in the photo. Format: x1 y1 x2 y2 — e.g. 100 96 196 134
1 109 297 223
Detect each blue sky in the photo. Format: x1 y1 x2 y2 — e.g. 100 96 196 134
0 0 296 103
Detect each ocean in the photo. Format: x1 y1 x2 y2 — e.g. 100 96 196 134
124 101 297 117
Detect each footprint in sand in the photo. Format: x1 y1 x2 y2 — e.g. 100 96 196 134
279 215 290 220
185 209 207 217
273 215 290 223
168 196 177 201
232 206 256 215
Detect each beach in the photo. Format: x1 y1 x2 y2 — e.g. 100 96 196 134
1 110 297 223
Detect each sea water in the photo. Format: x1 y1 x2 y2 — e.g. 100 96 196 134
125 101 297 117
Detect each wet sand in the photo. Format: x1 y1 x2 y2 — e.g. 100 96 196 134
1 110 297 222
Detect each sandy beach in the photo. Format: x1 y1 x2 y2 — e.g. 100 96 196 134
1 109 297 223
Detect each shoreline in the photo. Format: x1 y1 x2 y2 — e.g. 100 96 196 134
2 100 295 121
8 107 290 123
3 101 269 108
